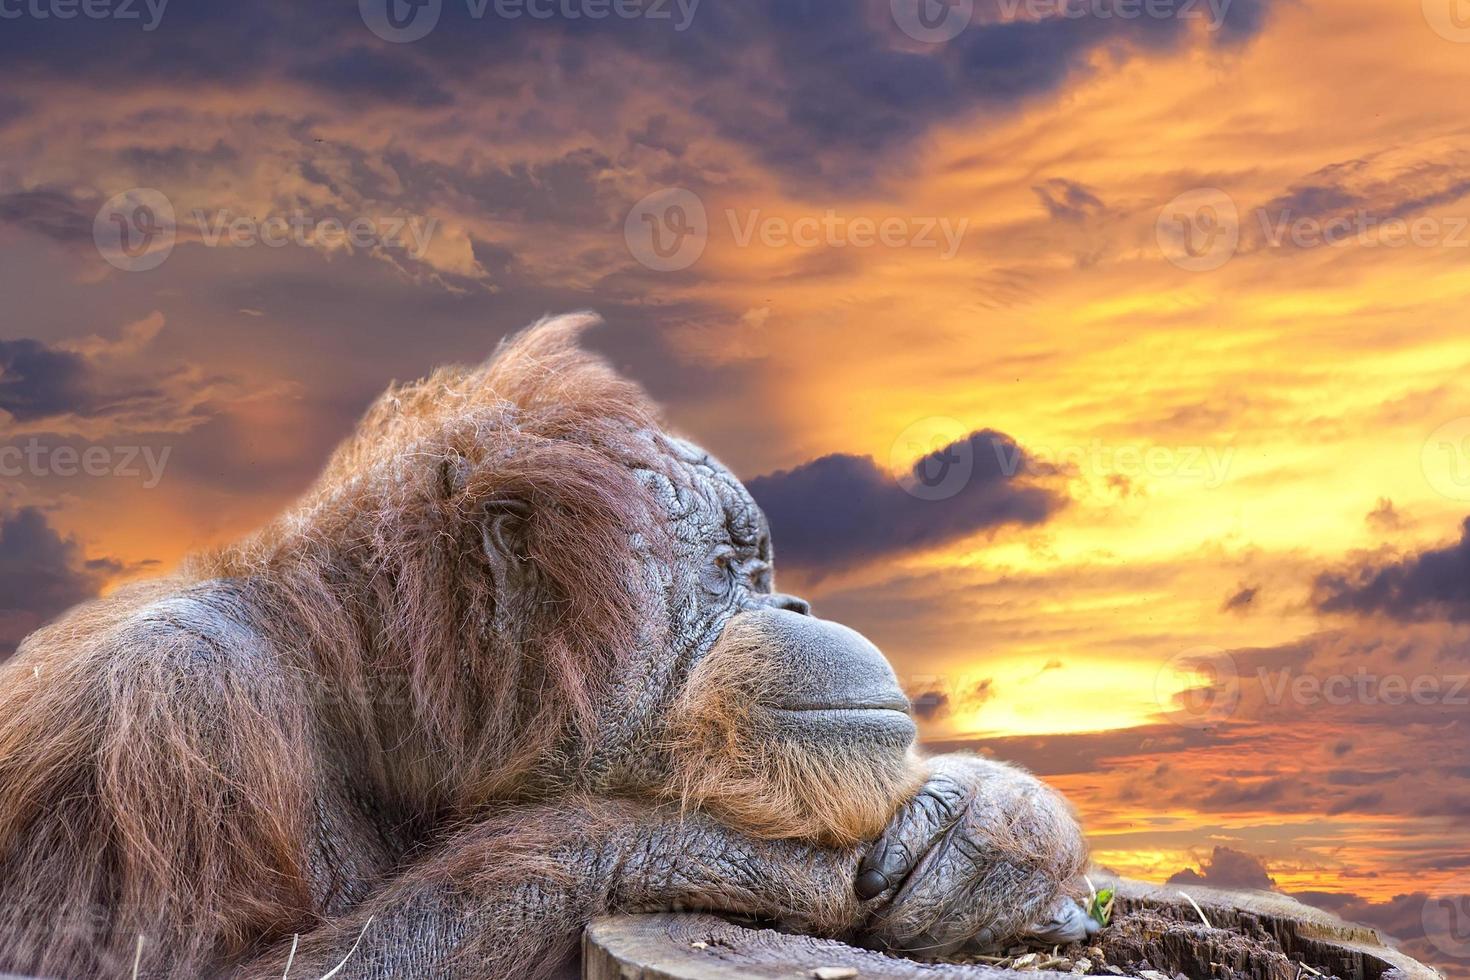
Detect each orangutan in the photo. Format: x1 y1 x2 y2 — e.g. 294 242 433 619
0 314 1090 978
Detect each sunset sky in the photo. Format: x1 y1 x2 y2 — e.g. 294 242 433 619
1 0 1468 973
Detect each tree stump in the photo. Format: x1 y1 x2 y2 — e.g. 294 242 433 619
583 877 1440 980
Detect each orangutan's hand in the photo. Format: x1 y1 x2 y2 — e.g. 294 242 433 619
853 754 1091 957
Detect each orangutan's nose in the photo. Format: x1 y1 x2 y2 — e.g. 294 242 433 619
766 593 812 616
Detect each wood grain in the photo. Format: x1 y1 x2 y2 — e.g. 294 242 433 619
582 877 1441 980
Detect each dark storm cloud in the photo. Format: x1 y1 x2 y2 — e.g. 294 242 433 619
1207 0 1271 41
1223 584 1259 612
1367 498 1404 532
1314 518 1470 623
1246 156 1470 253
0 507 112 658
747 430 1064 572
292 48 456 107
628 114 688 157
1312 886 1470 976
114 141 244 183
0 189 96 244
0 339 125 425
1199 777 1291 808
1259 179 1364 219
1167 846 1276 890
0 0 1280 190
396 148 620 226
1033 178 1105 223
0 323 268 439
0 336 189 433
0 508 107 614
671 0 1260 188
1326 769 1399 787
1325 791 1384 816
0 1 291 85
903 675 996 724
912 690 949 721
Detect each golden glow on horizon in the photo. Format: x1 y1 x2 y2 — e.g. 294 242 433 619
943 658 1169 737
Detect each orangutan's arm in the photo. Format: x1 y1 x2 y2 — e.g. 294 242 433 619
238 758 1090 979
236 798 867 980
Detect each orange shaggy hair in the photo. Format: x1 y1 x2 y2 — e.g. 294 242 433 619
0 314 678 976
663 615 926 846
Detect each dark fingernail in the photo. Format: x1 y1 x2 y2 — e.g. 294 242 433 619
855 869 888 900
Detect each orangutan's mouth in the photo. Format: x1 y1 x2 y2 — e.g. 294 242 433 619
769 702 917 745
775 697 912 715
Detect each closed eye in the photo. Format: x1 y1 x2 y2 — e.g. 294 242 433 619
700 546 739 596
740 557 773 591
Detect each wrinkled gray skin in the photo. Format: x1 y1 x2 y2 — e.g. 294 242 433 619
12 435 1087 978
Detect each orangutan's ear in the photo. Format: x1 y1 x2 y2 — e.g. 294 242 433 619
479 497 535 594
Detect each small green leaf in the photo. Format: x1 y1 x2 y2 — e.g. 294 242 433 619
1087 889 1116 928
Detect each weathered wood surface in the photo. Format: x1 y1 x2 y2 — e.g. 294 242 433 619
583 876 1441 980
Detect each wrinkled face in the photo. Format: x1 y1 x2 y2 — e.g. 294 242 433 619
618 436 924 846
